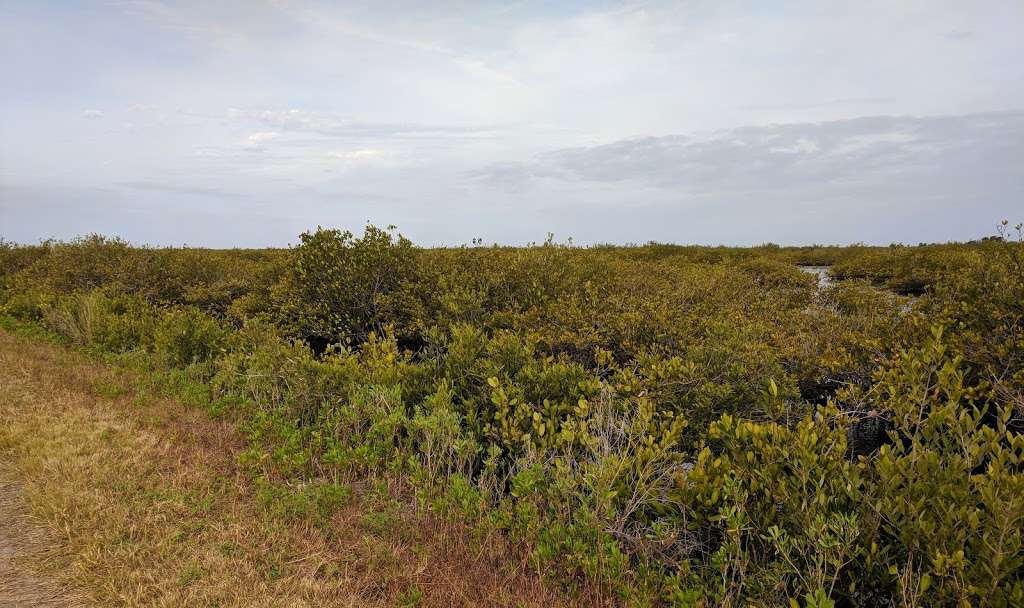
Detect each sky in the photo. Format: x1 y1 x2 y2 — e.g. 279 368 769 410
1 0 1022 247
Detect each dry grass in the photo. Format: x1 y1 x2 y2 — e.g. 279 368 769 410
1 473 88 606
0 329 574 607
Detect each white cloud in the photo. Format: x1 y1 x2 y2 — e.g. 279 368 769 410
770 138 819 155
247 131 278 143
330 149 386 162
227 108 504 141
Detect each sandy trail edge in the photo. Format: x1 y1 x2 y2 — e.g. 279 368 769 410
0 475 84 607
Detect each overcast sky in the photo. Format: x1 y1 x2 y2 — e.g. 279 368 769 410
1 1 1022 246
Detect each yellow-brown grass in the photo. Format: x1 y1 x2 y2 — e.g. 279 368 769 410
0 329 576 607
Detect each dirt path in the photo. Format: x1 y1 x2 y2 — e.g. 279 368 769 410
0 476 83 607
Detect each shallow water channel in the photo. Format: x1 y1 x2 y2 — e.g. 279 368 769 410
798 265 832 288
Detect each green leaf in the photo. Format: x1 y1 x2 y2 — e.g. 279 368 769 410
920 574 931 593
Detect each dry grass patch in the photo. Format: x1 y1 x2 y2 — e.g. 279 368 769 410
0 329 572 607
1 472 88 607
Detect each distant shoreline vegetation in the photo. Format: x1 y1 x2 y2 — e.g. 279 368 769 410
1 223 1022 606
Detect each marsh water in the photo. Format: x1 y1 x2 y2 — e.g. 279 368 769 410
798 265 832 288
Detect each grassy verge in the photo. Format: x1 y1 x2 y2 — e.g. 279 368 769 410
0 325 571 607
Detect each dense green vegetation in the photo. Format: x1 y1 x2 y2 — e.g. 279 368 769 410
1 224 1022 607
